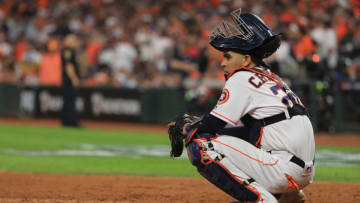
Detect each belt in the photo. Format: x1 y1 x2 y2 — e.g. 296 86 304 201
267 150 313 169
290 155 305 168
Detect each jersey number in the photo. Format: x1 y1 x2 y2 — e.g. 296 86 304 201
270 85 304 108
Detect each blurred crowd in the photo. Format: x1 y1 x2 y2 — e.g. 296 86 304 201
0 0 360 89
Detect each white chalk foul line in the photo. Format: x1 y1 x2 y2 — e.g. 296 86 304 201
2 145 360 166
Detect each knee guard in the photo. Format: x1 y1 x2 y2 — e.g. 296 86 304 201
187 137 260 202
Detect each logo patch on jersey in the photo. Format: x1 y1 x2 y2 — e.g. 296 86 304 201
217 89 229 105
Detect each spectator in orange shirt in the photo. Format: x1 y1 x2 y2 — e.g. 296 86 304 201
85 32 104 66
293 28 315 61
13 36 28 62
39 38 62 86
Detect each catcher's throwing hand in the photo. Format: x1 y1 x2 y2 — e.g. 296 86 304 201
167 114 197 158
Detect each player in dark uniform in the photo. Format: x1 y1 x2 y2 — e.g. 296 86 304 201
61 34 81 127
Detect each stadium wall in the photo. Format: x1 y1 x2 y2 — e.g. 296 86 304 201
0 82 359 132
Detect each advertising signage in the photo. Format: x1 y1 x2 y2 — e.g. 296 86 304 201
19 86 142 122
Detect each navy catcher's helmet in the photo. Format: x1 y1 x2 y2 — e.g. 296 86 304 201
209 9 280 60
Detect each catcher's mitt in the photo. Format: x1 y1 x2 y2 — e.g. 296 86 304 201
168 114 197 158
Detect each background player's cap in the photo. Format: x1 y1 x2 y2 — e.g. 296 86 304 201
209 8 280 59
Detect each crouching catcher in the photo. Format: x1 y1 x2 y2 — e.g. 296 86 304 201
168 8 314 203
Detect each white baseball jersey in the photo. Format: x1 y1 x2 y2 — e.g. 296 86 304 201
201 67 315 202
210 68 315 162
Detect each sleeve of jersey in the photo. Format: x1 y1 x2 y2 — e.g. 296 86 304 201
210 74 253 126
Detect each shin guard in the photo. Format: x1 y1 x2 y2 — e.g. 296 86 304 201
187 138 260 202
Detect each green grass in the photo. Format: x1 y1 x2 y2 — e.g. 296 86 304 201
314 146 360 182
0 124 359 182
0 125 168 149
316 145 360 153
0 124 199 176
0 154 199 177
315 146 360 182
314 166 360 182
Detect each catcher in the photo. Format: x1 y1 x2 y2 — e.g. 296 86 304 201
168 9 314 203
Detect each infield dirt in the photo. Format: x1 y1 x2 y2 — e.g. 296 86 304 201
0 171 359 203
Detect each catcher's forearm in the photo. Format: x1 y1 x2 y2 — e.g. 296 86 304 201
217 126 251 141
184 114 226 146
186 114 227 134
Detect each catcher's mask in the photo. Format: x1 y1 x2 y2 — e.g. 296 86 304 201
209 8 281 61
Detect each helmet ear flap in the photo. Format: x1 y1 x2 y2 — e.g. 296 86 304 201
249 35 281 69
251 35 281 59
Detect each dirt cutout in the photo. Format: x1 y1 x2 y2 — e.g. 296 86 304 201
0 172 359 202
